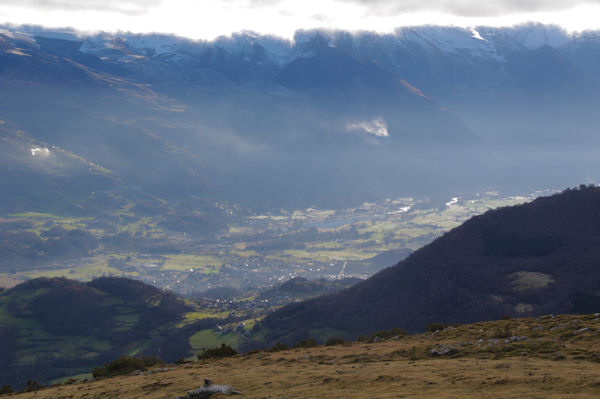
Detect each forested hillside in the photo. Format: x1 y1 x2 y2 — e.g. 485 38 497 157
256 186 600 345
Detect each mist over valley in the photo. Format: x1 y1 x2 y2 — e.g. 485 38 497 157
0 20 599 394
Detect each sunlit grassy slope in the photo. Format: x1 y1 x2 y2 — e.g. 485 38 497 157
13 313 600 398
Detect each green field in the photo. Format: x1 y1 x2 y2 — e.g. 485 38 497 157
189 329 240 352
23 259 136 281
162 255 222 272
1 192 536 294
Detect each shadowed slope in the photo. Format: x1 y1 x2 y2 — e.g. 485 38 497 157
258 186 600 344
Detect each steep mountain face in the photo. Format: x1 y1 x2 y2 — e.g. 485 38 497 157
256 186 600 344
0 277 198 388
2 23 597 214
329 25 600 153
0 26 486 212
0 33 211 198
0 120 123 215
274 39 477 147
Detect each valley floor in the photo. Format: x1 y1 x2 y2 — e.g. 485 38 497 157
10 314 600 399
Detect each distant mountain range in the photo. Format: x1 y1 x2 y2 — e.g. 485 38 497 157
1 23 598 215
253 185 600 345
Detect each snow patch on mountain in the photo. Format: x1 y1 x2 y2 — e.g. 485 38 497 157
11 25 81 42
79 35 121 55
214 31 294 64
2 23 593 69
471 29 486 41
124 34 183 55
478 23 571 50
396 26 496 54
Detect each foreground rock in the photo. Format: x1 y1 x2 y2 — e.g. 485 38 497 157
175 379 241 399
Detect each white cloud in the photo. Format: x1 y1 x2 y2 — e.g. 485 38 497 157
0 0 598 40
30 147 51 157
346 118 389 137
339 0 600 17
0 0 161 15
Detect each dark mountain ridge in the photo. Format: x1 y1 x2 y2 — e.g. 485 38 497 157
255 186 600 345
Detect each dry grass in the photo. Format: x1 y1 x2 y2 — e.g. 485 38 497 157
11 314 600 399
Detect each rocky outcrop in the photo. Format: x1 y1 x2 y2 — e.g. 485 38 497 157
175 379 241 399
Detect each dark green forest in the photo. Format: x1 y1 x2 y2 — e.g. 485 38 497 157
253 186 600 346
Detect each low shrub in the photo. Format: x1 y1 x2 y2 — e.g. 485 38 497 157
20 380 44 393
0 385 14 395
325 336 345 346
371 328 408 340
198 343 238 359
92 355 163 378
356 335 370 342
493 325 513 339
268 342 290 352
293 338 318 349
426 323 457 332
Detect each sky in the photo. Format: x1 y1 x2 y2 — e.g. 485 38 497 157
0 0 599 40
